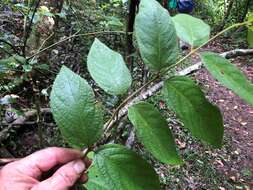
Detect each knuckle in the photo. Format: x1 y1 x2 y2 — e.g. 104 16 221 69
2 162 15 172
43 147 60 160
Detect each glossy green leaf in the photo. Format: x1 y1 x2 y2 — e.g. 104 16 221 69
87 144 161 190
50 66 103 148
87 38 132 95
128 102 182 165
135 0 178 71
163 76 224 148
172 14 210 47
201 52 253 106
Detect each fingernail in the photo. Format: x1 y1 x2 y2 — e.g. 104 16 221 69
73 160 85 174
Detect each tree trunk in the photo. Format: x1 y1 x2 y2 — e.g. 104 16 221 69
126 0 139 71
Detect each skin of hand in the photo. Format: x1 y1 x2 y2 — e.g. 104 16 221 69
0 147 91 190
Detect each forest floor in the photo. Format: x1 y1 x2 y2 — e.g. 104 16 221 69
193 43 253 189
196 43 253 174
194 55 253 189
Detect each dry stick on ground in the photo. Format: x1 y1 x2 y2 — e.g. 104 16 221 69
103 48 253 132
1 49 253 143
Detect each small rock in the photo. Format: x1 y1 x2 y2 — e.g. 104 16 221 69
230 176 236 182
240 122 247 126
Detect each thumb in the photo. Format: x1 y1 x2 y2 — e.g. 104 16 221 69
33 159 86 190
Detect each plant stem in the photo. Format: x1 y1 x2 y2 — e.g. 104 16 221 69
81 148 90 158
104 73 161 133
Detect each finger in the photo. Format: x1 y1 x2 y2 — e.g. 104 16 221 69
79 172 89 183
34 159 86 190
78 158 91 183
11 147 82 178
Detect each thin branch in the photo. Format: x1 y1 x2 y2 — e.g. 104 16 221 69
27 30 126 60
0 39 20 55
104 74 161 133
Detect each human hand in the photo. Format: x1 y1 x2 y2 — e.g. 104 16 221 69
0 147 90 190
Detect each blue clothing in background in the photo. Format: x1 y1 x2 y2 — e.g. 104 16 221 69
177 0 194 13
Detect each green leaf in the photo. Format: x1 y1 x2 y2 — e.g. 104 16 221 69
13 55 26 65
22 64 33 72
201 52 253 106
50 66 103 148
247 13 253 47
135 0 178 71
163 76 224 148
247 29 253 47
172 14 210 47
128 102 182 165
106 16 124 28
35 63 50 71
85 165 110 190
87 38 132 95
87 144 161 190
247 13 253 31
